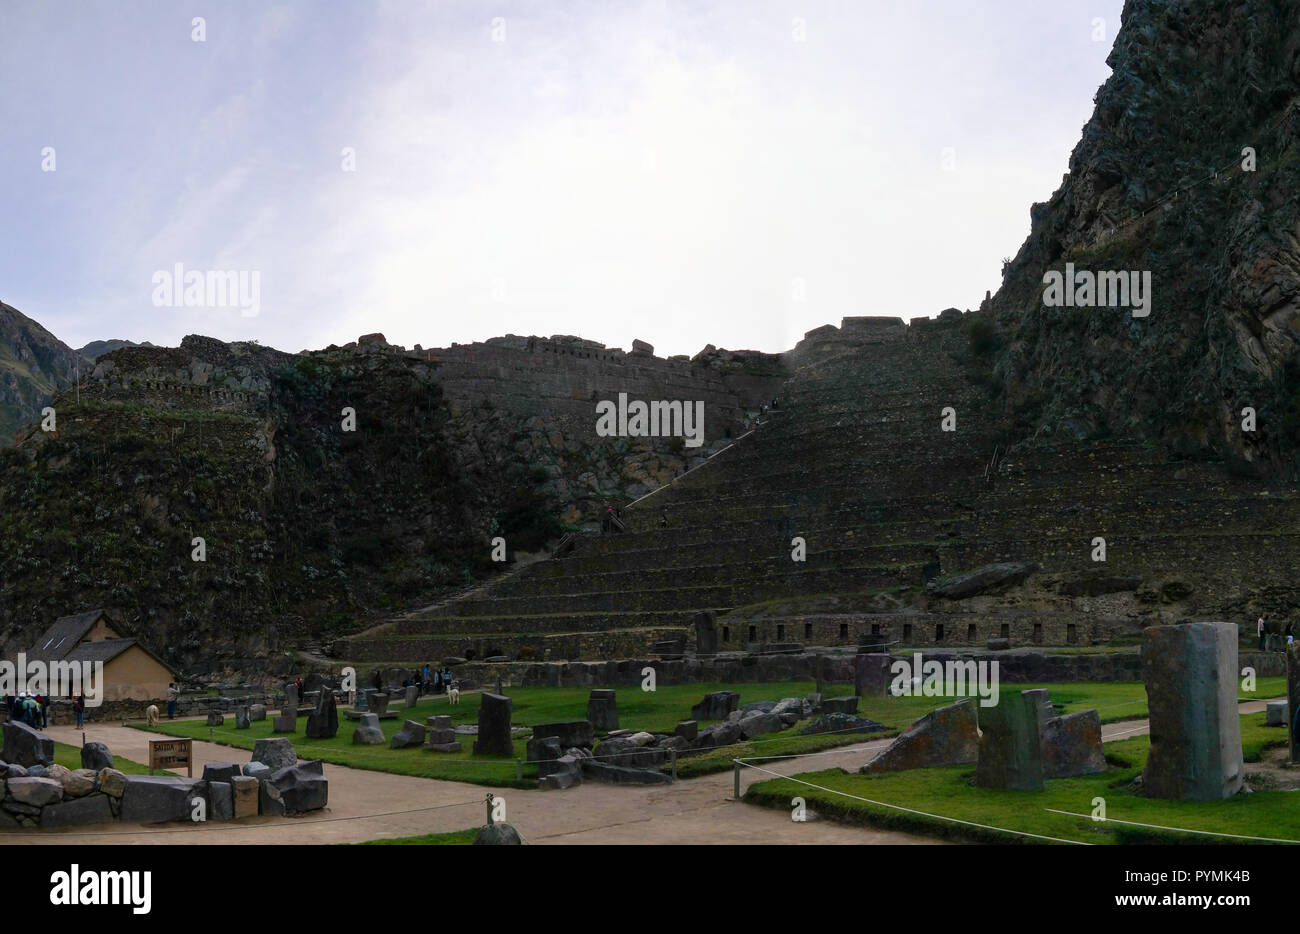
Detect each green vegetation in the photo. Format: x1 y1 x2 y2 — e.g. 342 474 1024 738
352 829 478 845
745 712 1292 845
129 679 1252 786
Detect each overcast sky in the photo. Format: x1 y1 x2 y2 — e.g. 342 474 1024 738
0 0 1125 358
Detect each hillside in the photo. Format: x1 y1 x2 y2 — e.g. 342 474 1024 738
988 0 1300 476
0 301 86 446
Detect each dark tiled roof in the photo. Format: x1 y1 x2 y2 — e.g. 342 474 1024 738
28 609 111 661
62 637 137 665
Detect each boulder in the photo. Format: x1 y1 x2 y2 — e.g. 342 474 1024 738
7 776 63 807
120 776 208 823
206 709 225 727
231 775 259 819
96 768 127 798
696 720 742 749
1266 700 1288 727
40 794 114 828
975 690 1045 791
592 736 664 768
526 734 563 764
259 779 285 816
539 755 583 790
821 697 859 715
1140 622 1243 800
305 693 339 739
1041 710 1107 779
55 766 97 798
404 685 419 708
861 698 980 774
473 822 523 845
627 731 655 746
242 761 272 779
235 707 251 730
201 762 242 784
930 561 1037 599
2 720 54 768
691 691 739 721
80 742 113 772
580 759 673 784
209 781 234 821
739 713 784 739
268 760 328 812
250 737 297 773
390 720 427 749
369 693 390 716
800 713 888 735
533 720 594 749
248 704 267 722
351 713 385 745
854 654 893 697
675 721 698 741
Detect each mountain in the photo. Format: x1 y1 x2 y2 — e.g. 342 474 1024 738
79 339 154 359
0 301 87 446
987 0 1300 477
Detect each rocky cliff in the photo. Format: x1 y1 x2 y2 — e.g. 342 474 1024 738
989 0 1300 477
0 302 86 446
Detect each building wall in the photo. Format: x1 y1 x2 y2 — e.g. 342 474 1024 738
101 648 175 702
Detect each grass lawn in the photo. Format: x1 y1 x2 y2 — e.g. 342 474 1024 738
131 679 1286 788
52 741 170 776
352 829 478 845
744 712 1296 845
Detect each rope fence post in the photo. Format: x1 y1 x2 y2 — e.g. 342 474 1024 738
733 760 741 800
516 758 522 781
670 747 677 781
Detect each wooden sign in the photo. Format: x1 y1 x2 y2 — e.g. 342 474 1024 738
148 738 193 777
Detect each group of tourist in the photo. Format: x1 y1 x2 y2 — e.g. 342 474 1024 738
3 693 50 728
1256 617 1295 652
390 666 457 696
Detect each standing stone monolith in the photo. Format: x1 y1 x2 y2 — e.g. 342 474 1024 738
694 610 718 656
473 693 514 756
587 690 618 730
1140 622 1243 801
1022 688 1053 730
1287 642 1300 763
974 690 1044 791
405 684 419 709
305 691 338 739
1041 710 1106 778
853 654 892 697
273 683 298 732
235 706 251 730
861 698 979 774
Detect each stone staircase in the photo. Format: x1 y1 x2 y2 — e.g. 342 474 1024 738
334 316 1300 663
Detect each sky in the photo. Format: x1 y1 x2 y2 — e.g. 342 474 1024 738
0 0 1126 358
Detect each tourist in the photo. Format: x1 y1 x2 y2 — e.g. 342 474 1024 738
36 693 48 728
1259 617 1267 651
1288 621 1296 645
166 682 178 720
660 508 668 529
74 693 85 729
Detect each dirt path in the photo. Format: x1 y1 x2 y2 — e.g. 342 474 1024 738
5 698 1276 846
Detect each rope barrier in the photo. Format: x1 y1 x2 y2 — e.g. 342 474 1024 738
1043 808 1300 844
732 758 1090 845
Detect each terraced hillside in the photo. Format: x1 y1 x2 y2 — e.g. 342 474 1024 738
338 311 1300 665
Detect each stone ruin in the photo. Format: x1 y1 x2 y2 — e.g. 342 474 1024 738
1139 621 1243 801
0 736 326 830
424 715 462 752
974 691 1045 791
272 683 298 733
305 691 339 739
587 689 618 730
862 699 980 774
473 693 515 756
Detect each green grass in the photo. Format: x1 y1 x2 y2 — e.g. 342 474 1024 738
52 741 172 776
745 712 1295 845
131 680 1286 787
352 829 478 845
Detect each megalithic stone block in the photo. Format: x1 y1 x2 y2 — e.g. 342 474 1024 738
587 690 618 730
974 690 1044 791
1140 622 1243 801
473 693 514 756
1287 642 1300 763
853 654 892 697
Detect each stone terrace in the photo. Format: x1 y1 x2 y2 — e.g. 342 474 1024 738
338 314 1300 663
